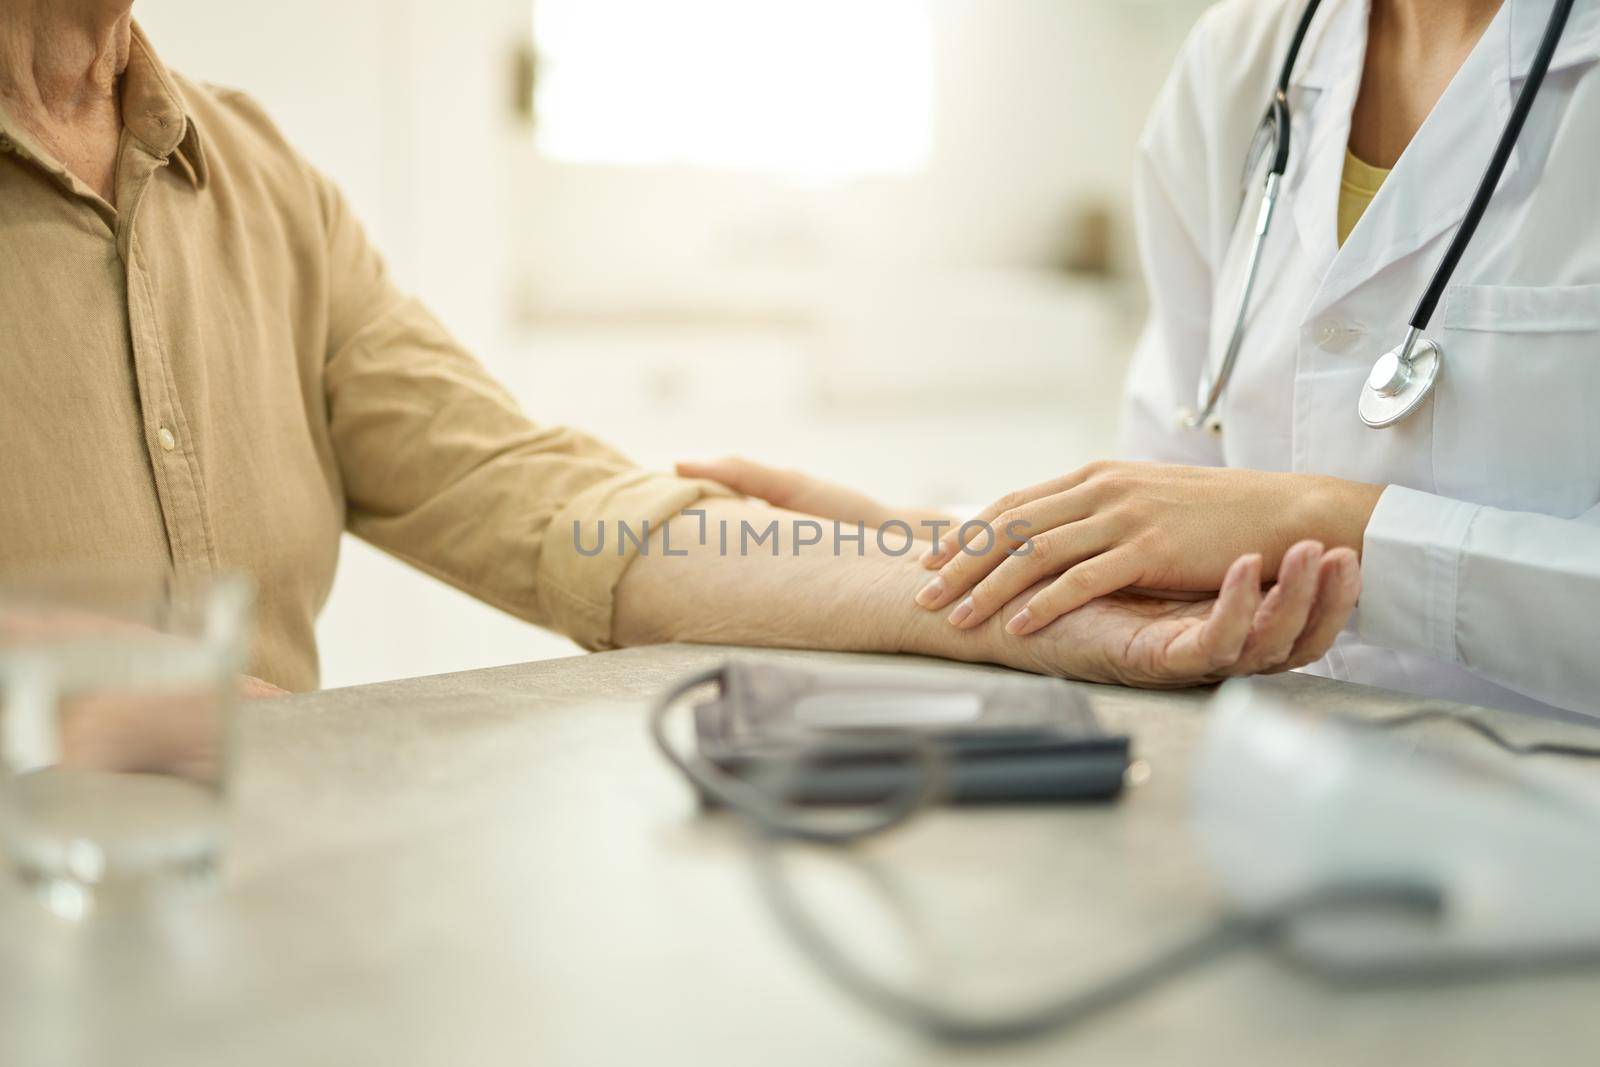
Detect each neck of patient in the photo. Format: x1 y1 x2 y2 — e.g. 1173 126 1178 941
0 1 131 123
0 1 132 202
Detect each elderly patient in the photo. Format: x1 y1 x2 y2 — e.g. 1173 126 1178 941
0 3 1359 694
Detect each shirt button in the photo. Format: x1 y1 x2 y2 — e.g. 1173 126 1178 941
157 426 177 452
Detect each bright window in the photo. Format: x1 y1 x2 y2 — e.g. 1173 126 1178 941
532 0 934 180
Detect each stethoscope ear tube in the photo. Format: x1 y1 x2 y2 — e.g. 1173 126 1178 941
1186 168 1281 431
1183 0 1318 433
1267 92 1292 177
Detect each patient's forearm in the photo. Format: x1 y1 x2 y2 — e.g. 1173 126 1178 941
612 499 1005 665
612 499 1362 687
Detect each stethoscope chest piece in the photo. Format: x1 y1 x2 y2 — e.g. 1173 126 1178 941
1358 335 1442 428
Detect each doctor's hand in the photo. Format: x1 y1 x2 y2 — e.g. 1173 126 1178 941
917 461 1382 636
677 457 954 530
988 541 1360 684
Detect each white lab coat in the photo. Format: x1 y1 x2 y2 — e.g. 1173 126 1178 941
1121 0 1600 719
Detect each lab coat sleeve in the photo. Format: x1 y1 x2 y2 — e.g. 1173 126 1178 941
1117 12 1227 468
1359 486 1600 715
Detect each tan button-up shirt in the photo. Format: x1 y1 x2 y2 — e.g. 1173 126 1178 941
0 25 718 690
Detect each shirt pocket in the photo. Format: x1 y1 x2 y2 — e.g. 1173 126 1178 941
1431 283 1600 517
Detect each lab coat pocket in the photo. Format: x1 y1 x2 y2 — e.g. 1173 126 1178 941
1433 284 1600 517
1441 284 1600 334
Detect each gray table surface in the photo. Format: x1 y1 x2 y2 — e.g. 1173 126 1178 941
3 644 1599 1066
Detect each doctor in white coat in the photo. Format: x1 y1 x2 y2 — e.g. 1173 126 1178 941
690 0 1600 719
913 0 1600 719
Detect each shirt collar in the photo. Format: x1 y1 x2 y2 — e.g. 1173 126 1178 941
1292 0 1600 93
122 21 209 188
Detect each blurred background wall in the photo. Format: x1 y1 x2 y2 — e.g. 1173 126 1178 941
135 0 1209 689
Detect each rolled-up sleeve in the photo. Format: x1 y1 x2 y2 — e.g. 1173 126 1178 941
1359 485 1600 714
538 468 730 649
317 176 727 649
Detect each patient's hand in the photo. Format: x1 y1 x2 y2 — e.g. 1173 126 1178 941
979 541 1359 686
677 457 953 530
0 605 290 705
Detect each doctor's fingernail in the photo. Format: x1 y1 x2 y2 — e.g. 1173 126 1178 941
947 597 974 627
1005 608 1032 635
915 575 945 607
918 545 939 566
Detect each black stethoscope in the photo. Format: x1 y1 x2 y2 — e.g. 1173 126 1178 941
1185 0 1578 432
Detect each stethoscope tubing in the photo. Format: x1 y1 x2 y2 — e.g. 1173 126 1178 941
1407 0 1577 332
1193 0 1577 431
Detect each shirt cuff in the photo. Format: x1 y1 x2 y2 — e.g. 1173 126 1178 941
536 470 733 651
1356 485 1483 665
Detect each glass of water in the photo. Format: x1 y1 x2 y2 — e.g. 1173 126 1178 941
0 571 253 919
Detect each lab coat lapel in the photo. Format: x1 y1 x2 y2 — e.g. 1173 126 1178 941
1287 73 1359 301
1512 0 1600 80
1307 5 1520 325
1285 0 1366 317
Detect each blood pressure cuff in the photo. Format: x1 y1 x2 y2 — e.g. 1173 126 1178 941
689 660 1131 805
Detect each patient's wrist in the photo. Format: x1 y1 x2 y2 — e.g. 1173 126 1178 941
871 555 1021 669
